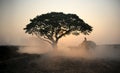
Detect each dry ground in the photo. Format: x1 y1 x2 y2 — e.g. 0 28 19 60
0 46 120 73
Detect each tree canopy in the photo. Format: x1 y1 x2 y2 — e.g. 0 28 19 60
24 12 92 48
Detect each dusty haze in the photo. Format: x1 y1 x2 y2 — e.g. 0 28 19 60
18 39 120 61
0 0 120 60
0 0 120 45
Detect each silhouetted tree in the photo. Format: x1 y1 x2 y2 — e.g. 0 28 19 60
24 12 92 49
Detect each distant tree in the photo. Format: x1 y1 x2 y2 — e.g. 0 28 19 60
24 12 92 49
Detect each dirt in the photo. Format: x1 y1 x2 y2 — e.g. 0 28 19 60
0 46 120 73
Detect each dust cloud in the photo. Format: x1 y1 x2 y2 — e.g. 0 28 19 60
18 39 120 60
18 37 52 54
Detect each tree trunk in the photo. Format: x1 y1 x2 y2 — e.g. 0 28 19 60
52 41 58 50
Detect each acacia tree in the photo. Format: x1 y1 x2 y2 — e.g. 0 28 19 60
24 12 92 49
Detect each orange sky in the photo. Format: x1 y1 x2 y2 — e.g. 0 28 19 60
0 0 120 45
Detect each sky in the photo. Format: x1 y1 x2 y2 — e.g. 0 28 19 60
0 0 120 46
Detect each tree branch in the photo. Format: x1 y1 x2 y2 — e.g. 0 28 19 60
57 29 72 39
34 32 53 45
38 36 53 45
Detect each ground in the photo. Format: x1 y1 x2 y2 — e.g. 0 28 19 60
0 46 120 73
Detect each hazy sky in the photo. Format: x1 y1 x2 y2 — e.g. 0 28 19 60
0 0 120 45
